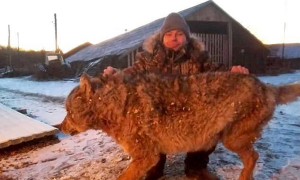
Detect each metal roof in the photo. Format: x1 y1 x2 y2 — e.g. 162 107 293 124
0 103 59 149
66 18 164 63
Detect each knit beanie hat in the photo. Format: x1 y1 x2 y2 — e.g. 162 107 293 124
160 12 191 41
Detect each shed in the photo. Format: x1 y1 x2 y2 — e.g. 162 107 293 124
66 0 269 75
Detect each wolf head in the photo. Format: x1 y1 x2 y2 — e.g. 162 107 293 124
60 73 102 135
60 72 128 135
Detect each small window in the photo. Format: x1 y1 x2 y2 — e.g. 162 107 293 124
47 55 60 61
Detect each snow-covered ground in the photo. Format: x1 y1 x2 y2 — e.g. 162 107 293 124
0 72 300 180
0 77 77 126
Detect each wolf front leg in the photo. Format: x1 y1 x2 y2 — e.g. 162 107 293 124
117 155 160 180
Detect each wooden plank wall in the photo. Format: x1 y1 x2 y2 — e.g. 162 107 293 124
194 33 229 66
127 49 139 67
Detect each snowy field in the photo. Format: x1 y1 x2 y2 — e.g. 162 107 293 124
0 72 300 180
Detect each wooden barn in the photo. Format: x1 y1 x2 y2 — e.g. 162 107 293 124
66 0 269 75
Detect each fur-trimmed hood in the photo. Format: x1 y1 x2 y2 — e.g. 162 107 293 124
123 32 220 76
142 32 205 55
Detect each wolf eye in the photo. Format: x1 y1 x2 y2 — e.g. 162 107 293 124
74 96 83 105
102 119 108 126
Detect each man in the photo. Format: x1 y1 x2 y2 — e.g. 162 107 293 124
104 12 248 180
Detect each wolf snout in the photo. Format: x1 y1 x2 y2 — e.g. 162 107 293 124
59 121 68 134
59 118 79 135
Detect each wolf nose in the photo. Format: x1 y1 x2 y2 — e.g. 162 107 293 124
59 121 68 133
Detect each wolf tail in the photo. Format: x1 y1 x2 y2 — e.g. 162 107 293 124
276 83 300 105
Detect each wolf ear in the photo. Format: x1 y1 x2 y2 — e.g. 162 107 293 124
80 73 93 99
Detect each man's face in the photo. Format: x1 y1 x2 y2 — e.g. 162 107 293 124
163 30 187 51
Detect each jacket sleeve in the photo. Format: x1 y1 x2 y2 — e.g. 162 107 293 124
202 62 228 72
123 52 157 75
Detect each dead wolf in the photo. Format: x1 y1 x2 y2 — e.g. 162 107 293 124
60 71 300 180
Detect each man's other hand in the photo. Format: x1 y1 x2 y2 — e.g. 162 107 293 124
231 65 249 74
103 66 116 77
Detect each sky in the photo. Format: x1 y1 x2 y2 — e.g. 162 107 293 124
0 0 299 53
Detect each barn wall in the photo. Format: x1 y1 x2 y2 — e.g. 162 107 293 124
186 4 233 67
185 4 232 22
231 23 268 73
185 3 267 73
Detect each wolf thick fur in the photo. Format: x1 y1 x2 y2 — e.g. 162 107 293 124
60 72 300 180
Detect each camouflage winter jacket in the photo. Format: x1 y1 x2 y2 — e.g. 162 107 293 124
123 33 226 75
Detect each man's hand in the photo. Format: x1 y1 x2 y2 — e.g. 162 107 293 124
103 66 117 77
231 65 249 74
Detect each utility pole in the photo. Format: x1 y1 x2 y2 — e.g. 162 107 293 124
282 22 286 59
54 13 58 53
17 32 20 61
8 25 12 68
17 32 19 51
281 0 288 60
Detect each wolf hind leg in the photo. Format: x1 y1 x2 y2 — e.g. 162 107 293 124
144 154 166 180
221 121 261 180
117 154 160 180
235 145 258 180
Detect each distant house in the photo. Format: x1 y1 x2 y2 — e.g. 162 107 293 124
66 0 269 75
266 43 300 71
267 43 300 59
